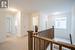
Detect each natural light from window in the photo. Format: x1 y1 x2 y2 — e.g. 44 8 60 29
55 17 67 29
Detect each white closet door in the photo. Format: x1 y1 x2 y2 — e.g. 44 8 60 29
6 16 17 36
6 17 11 33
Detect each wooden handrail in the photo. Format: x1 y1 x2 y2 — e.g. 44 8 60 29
33 35 75 50
28 26 53 50
28 26 75 50
28 26 54 50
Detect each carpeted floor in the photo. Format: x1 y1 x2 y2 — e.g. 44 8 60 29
0 36 28 50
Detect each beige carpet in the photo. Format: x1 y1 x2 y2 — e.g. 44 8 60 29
0 36 71 50
0 36 28 50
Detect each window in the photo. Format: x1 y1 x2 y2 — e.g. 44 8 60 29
55 17 67 29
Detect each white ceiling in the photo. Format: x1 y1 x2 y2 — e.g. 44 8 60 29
9 0 75 13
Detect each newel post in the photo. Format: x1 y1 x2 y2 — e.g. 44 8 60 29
52 26 54 39
28 31 33 50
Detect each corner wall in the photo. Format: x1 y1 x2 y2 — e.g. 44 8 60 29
20 12 30 36
72 5 75 44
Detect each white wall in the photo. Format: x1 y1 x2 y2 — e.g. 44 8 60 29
0 10 17 42
39 14 47 31
0 10 31 43
72 5 75 44
28 12 40 31
0 11 7 42
21 12 30 36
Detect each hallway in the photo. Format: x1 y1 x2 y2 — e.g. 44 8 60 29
0 36 28 50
